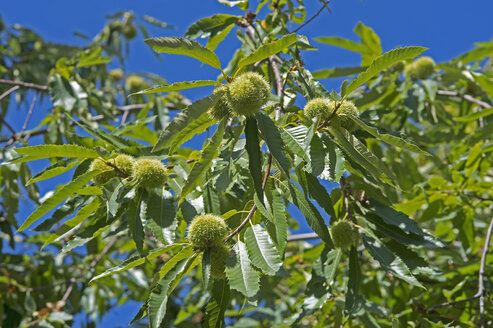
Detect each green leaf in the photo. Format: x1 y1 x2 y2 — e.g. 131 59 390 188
312 66 366 79
128 191 145 253
148 255 191 328
281 125 312 163
244 224 283 275
158 246 195 279
345 46 427 96
145 37 222 69
207 24 235 51
17 170 101 232
180 119 226 199
225 240 260 298
363 235 424 288
218 0 249 10
142 188 177 245
89 244 183 283
330 126 396 186
131 80 219 95
77 47 111 67
153 94 217 152
42 197 101 248
26 158 82 185
48 74 77 110
349 116 430 156
169 112 217 154
455 106 493 122
303 171 336 219
345 247 362 313
185 14 240 39
236 34 303 73
256 112 290 176
111 116 156 136
205 279 230 328
319 134 345 182
15 144 99 159
245 117 264 203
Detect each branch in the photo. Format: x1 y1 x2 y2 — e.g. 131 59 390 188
0 79 48 91
427 295 480 312
0 85 20 102
291 0 330 34
479 216 493 327
20 93 38 137
437 90 491 108
287 232 319 241
224 155 272 242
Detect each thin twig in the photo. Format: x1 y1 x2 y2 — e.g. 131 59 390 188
479 216 493 327
287 232 319 241
291 0 330 34
0 85 20 102
20 93 38 136
0 117 16 135
269 56 283 120
224 154 273 242
428 295 480 312
0 79 48 91
120 109 129 125
437 90 491 108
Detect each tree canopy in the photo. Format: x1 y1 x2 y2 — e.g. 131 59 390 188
1 2 493 327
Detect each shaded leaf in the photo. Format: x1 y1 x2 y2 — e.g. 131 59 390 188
225 241 260 298
245 224 282 275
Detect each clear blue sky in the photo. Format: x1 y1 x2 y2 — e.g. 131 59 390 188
2 0 492 327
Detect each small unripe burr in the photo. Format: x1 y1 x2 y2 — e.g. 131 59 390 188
132 158 167 189
208 85 231 121
188 214 228 249
227 72 270 117
329 220 354 250
404 56 435 80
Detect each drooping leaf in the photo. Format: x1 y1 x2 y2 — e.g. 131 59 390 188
128 190 145 253
169 111 217 154
244 224 282 275
245 117 264 203
345 247 362 313
281 125 312 163
131 80 219 95
202 248 211 289
153 94 218 152
225 240 260 298
314 36 368 54
256 112 291 176
180 119 226 199
345 46 427 96
303 170 336 219
142 188 177 245
14 144 99 159
204 279 230 328
312 66 366 79
363 235 424 288
145 37 222 69
17 170 101 232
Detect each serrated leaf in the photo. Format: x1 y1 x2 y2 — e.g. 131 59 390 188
236 34 304 73
281 125 312 162
15 144 99 159
42 197 101 249
180 119 226 199
349 116 430 156
256 112 290 176
17 170 101 232
202 248 211 288
207 24 235 51
345 247 362 313
111 116 156 136
145 37 222 69
225 241 259 298
319 134 345 182
128 191 145 253
363 235 424 288
303 171 336 219
143 188 177 245
131 80 219 95
27 158 82 185
89 244 183 283
245 224 282 275
345 46 427 96
153 94 217 152
245 117 264 203
205 279 230 328
455 106 493 122
48 74 77 110
158 246 195 279
185 14 240 40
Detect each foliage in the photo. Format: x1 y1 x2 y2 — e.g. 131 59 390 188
1 2 493 327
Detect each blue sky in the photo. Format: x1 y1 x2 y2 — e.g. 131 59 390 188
2 0 493 327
